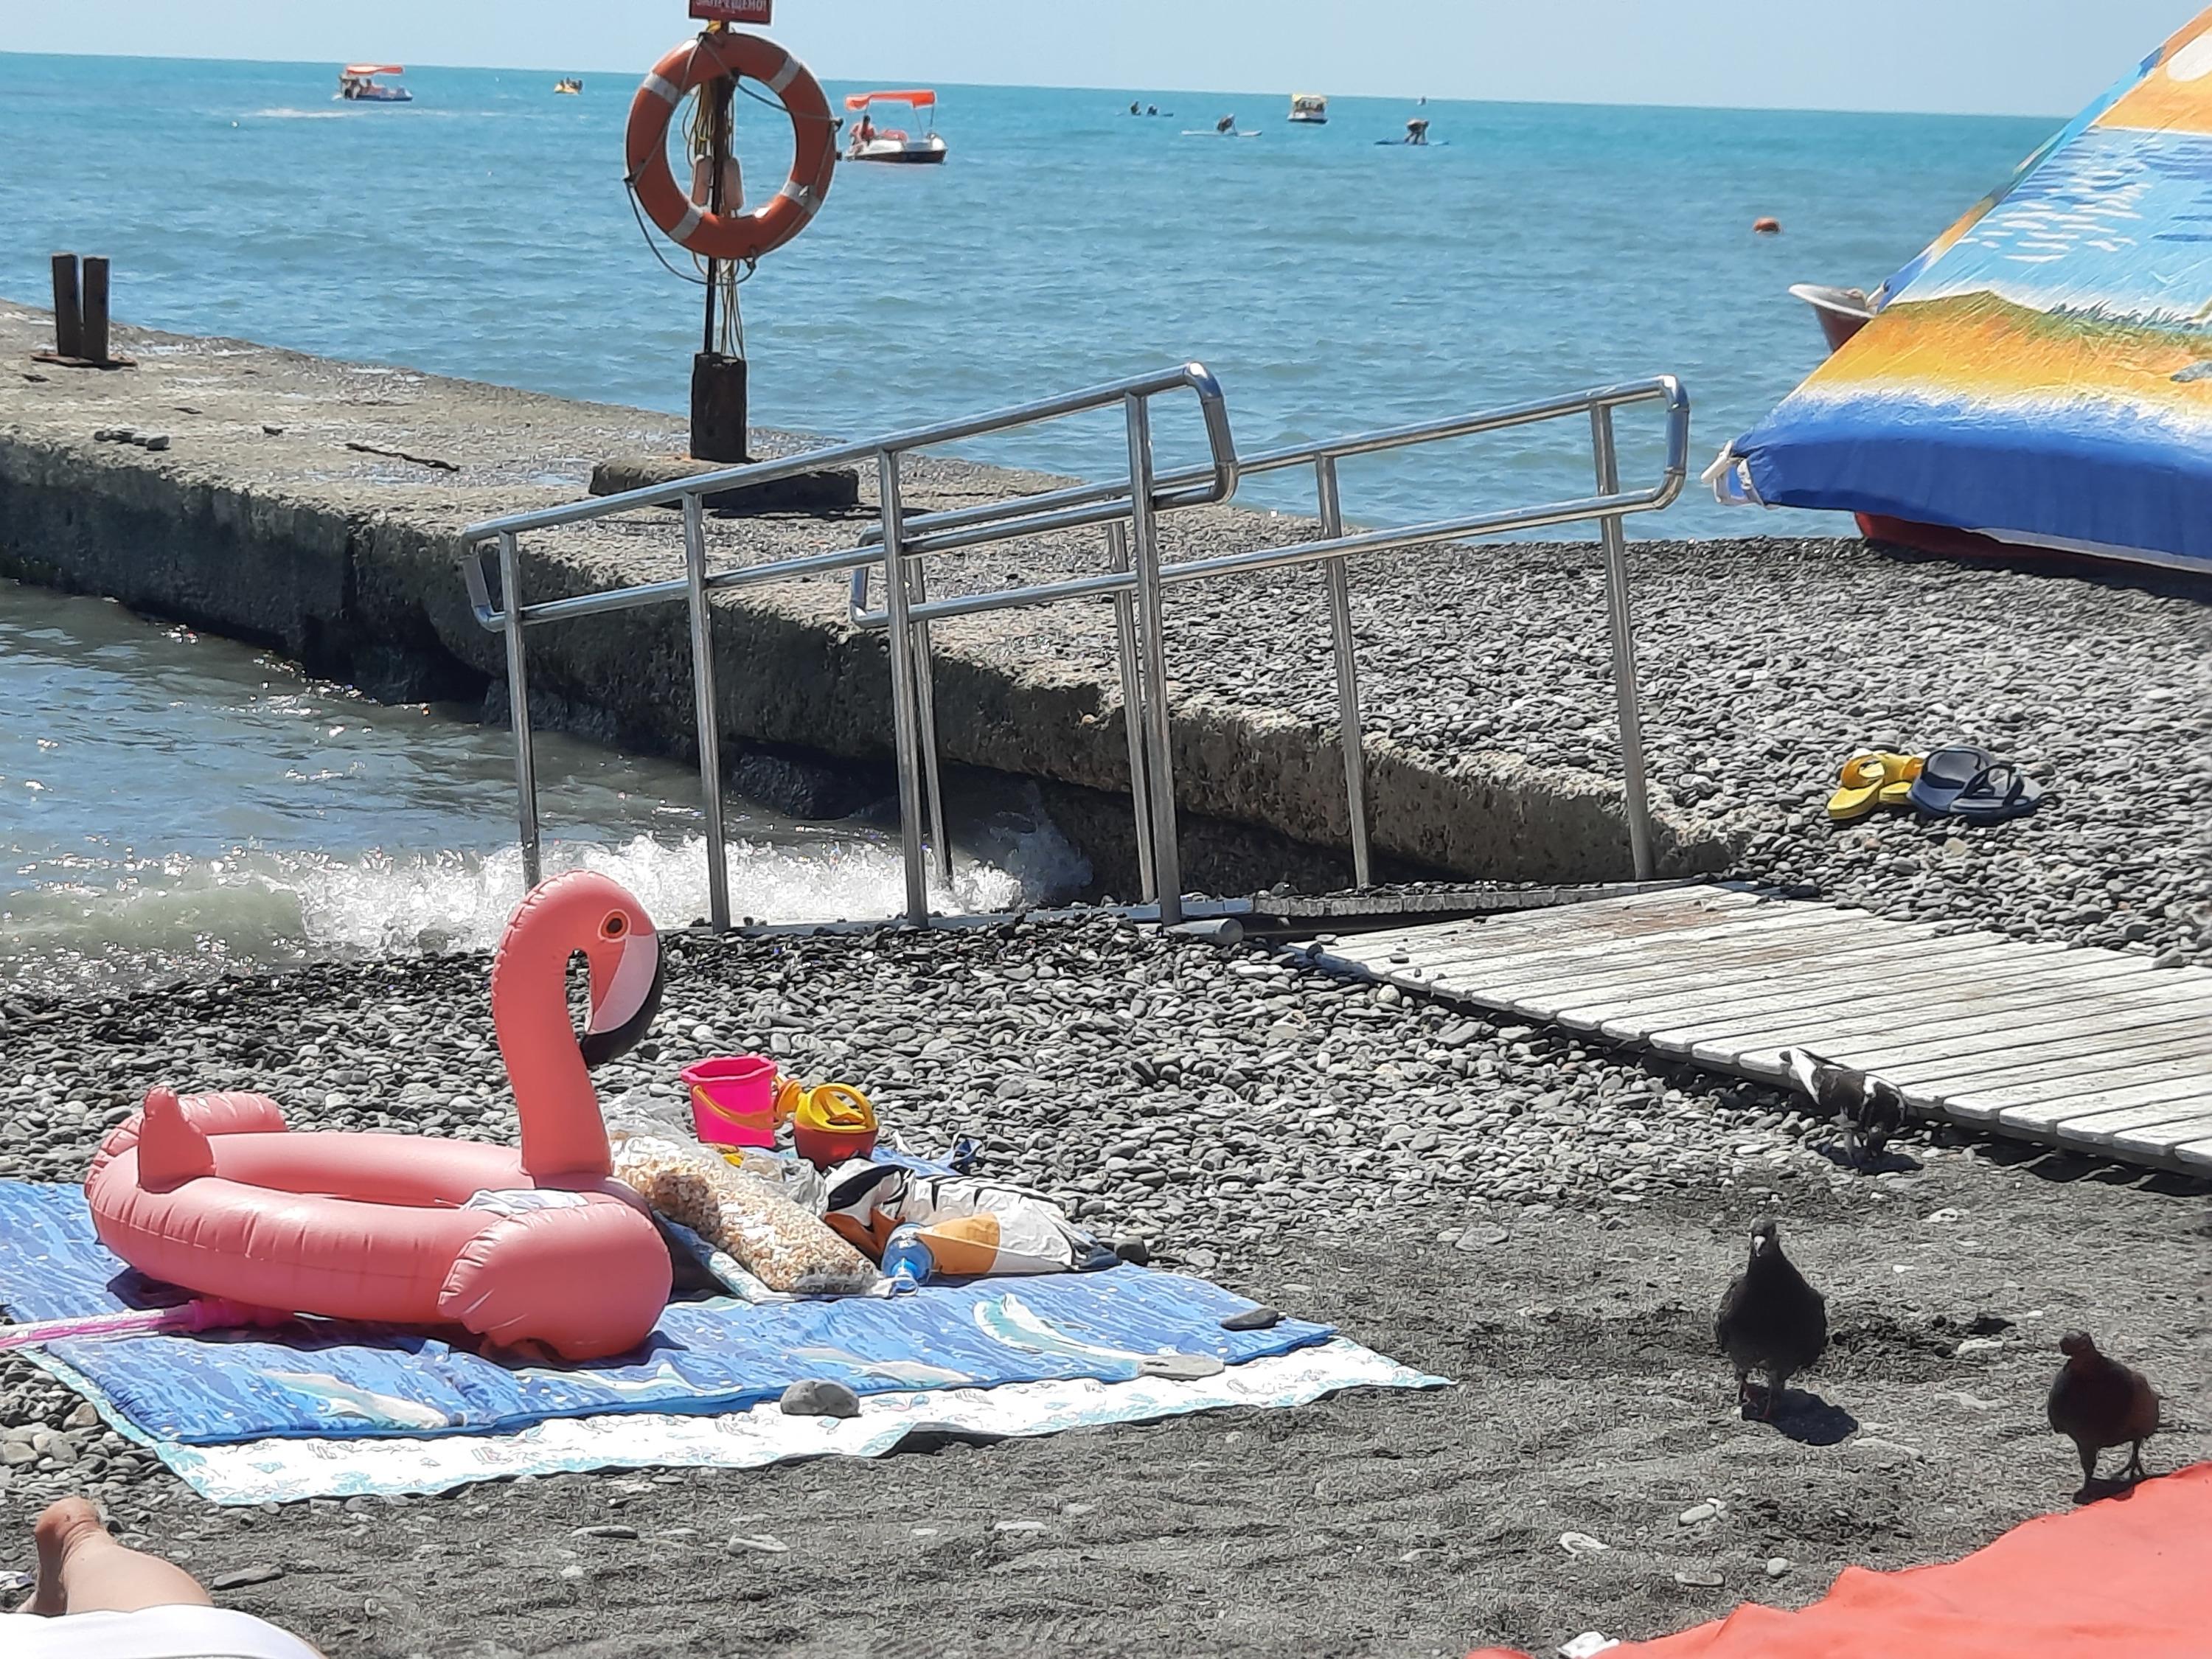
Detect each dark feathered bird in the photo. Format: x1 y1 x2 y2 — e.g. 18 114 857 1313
1779 1047 1908 1164
1715 1217 1827 1420
2048 1332 2160 1498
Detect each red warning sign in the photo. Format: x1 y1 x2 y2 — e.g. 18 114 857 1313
689 0 772 20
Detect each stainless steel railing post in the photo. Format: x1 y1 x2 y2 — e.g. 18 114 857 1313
1124 392 1183 923
1590 405 1658 881
875 451 933 924
1315 456 1373 888
1104 521 1158 902
683 493 732 931
495 530 542 891
907 563 953 888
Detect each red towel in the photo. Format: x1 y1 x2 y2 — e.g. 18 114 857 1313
1472 1464 2212 1659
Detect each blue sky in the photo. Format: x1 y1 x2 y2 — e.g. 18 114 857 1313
0 0 2197 115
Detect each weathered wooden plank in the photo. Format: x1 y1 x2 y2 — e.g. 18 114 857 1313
2171 1138 2212 1172
2059 1106 2212 1155
1659 961 2189 1061
1885 1034 2212 1096
2037 1096 2212 1138
1336 884 1751 957
1385 911 1874 1000
1571 928 2068 1005
2104 1116 2212 1164
1697 987 2212 1073
1944 1062 2212 1119
1575 939 2095 1040
1991 1074 2208 1131
1486 923 2016 1012
1343 897 1830 981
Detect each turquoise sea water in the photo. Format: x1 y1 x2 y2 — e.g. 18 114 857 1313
0 54 2053 528
0 55 2057 987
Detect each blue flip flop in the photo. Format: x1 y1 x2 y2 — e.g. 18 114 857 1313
1948 761 2046 824
1905 746 1996 816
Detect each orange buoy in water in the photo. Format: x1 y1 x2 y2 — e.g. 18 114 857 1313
1753 216 1782 235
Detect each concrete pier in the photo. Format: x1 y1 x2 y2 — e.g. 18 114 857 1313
0 303 1726 888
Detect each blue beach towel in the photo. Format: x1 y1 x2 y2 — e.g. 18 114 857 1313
0 1181 1330 1446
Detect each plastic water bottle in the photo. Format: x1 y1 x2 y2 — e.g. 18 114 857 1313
880 1224 933 1293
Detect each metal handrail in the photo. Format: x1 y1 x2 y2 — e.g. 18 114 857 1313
451 363 1239 929
459 361 1236 549
453 366 1687 934
848 376 1688 897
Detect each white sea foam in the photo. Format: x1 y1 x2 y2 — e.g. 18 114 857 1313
1 818 1091 998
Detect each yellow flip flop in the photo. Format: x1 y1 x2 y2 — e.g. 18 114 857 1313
1877 757 1925 809
1826 752 1924 822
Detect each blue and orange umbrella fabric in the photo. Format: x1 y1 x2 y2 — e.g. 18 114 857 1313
1714 10 2212 573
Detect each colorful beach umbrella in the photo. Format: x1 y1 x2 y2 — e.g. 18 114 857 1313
1711 9 2212 573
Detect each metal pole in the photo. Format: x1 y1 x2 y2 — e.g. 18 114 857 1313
495 531 541 891
1124 393 1183 923
684 493 731 931
1591 405 1657 881
701 37 729 356
49 253 80 361
1315 456 1372 888
1105 521 1158 902
79 257 110 368
908 563 953 887
875 451 932 924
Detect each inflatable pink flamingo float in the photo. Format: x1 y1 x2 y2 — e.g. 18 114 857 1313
84 872 674 1362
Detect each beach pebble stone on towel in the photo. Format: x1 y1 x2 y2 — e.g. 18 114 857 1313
779 1379 861 1419
1220 1304 1282 1331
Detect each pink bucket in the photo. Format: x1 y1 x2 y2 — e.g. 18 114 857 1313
681 1056 778 1149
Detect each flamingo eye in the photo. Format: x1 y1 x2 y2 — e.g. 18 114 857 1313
600 911 628 940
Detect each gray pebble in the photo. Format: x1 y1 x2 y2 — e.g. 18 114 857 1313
1220 1305 1282 1332
779 1379 861 1419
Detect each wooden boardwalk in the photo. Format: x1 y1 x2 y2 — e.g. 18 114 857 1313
1304 885 2212 1175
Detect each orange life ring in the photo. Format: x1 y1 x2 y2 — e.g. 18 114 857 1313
625 32 835 264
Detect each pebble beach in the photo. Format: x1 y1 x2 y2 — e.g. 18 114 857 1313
4 914 2205 1655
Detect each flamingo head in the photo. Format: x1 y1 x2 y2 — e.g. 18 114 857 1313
499 869 666 1070
574 881 664 1068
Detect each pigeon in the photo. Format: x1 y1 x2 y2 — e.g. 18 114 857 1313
2048 1332 2160 1498
1715 1218 1827 1420
1779 1047 1908 1164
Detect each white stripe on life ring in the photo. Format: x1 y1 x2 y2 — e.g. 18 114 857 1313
671 201 704 245
776 180 818 218
643 72 682 107
765 55 801 94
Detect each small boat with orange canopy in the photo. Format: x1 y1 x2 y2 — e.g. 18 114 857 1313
844 91 947 164
337 64 411 102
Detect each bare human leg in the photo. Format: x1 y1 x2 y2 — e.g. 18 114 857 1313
20 1497 213 1618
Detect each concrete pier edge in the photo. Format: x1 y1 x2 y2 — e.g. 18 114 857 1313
0 305 1731 891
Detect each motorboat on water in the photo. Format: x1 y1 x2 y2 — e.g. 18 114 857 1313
843 91 947 164
1789 283 1875 352
1289 93 1328 124
337 64 411 102
554 77 583 95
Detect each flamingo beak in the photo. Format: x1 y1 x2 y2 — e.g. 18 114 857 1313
581 926 663 1068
